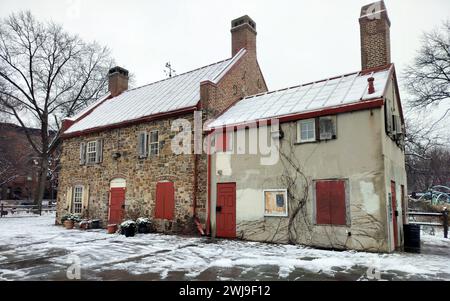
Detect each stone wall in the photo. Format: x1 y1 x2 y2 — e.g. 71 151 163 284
57 113 198 233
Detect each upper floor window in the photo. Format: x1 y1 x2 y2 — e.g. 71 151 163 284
72 185 83 214
215 131 232 152
150 131 159 156
319 116 337 140
297 119 315 143
138 131 148 158
87 141 97 164
296 116 337 143
80 140 103 165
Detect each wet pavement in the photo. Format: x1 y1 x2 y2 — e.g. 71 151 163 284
1 215 449 281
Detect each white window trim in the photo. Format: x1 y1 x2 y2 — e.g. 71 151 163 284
149 130 159 156
72 185 84 214
86 141 97 164
297 119 316 143
263 189 288 217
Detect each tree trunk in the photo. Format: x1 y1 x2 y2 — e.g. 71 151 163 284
34 153 48 213
34 116 49 213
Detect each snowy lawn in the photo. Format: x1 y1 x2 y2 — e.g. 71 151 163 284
0 214 449 281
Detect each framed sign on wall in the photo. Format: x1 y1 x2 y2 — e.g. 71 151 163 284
263 189 288 217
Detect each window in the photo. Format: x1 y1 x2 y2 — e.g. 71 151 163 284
86 141 97 164
215 131 231 152
297 119 316 143
264 189 288 217
138 131 148 158
315 179 347 225
72 186 83 214
80 140 102 165
319 116 337 140
149 131 159 156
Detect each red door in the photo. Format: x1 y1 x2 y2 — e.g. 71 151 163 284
391 181 398 247
216 183 236 238
155 182 175 220
109 187 125 224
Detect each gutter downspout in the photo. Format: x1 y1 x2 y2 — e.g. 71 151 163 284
206 131 214 236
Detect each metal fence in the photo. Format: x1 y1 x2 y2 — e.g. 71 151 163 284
0 203 56 217
408 209 449 238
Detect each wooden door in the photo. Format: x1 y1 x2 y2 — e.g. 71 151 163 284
109 187 125 224
216 183 236 238
391 181 399 247
155 182 175 220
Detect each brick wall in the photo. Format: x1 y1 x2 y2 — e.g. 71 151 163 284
359 1 391 70
196 50 268 228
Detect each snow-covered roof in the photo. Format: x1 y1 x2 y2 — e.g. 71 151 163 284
65 49 247 134
208 65 392 129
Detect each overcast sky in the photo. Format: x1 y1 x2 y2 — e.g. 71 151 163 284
1 0 449 129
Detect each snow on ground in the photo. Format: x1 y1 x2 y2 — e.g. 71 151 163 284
0 214 449 281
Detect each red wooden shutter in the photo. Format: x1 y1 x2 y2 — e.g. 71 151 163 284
316 181 331 224
329 180 346 225
316 180 346 225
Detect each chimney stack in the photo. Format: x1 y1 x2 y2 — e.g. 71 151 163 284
231 15 257 57
368 77 375 94
108 66 129 97
359 1 391 70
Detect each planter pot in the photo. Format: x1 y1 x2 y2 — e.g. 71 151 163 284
123 227 136 237
79 222 89 230
107 224 118 234
137 224 149 234
64 220 74 229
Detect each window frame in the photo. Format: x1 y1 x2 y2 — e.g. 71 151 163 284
72 185 84 214
86 141 97 164
149 130 159 156
297 118 316 143
263 189 288 217
319 116 337 140
215 131 232 153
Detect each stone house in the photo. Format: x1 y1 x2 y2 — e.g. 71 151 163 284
206 1 407 252
56 15 267 232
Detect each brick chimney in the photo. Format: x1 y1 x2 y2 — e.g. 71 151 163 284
359 1 391 70
108 66 129 97
231 15 257 57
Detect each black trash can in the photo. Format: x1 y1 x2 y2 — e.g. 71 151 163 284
404 224 421 253
91 219 101 229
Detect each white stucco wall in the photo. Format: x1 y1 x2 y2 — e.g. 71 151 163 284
210 97 407 252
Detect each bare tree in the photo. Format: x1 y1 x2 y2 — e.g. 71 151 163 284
0 11 114 208
404 20 450 122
